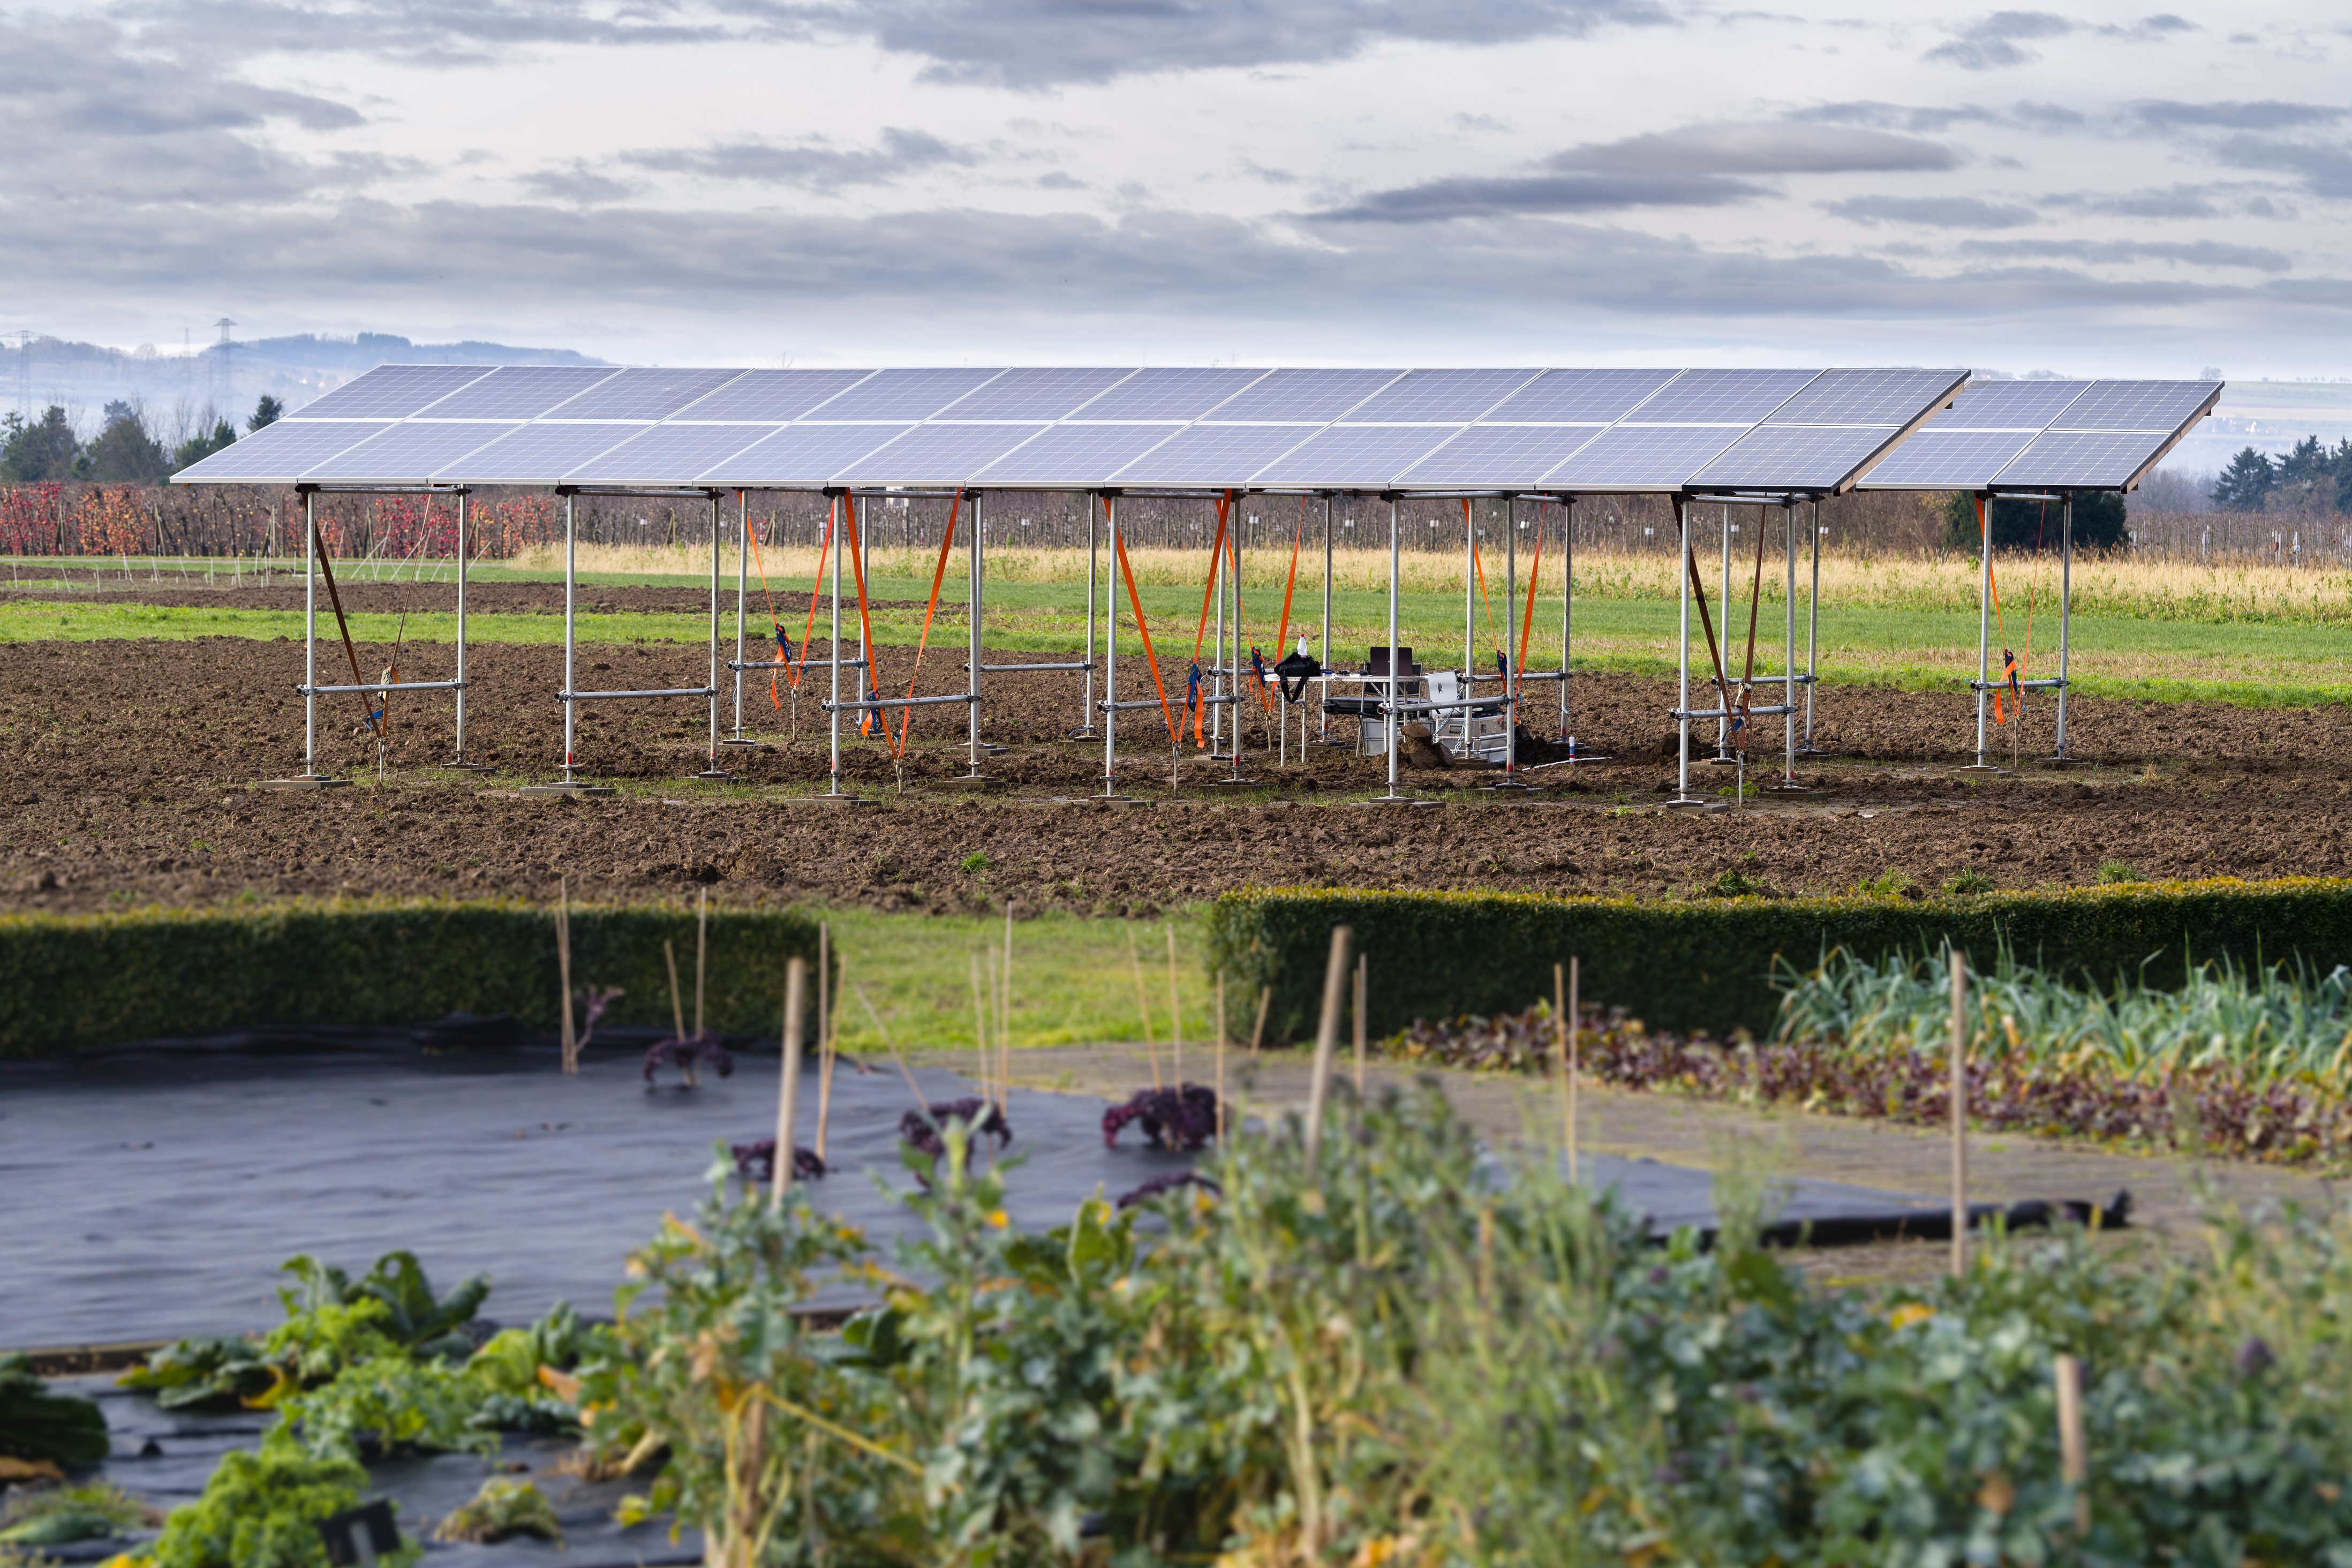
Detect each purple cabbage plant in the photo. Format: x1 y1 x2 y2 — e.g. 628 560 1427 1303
1102 1083 1219 1150
575 986 623 1052
644 1034 735 1090
899 1097 1014 1159
1115 1170 1222 1210
729 1139 828 1183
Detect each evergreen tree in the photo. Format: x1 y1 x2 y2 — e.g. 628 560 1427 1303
247 394 283 433
86 402 169 484
171 418 237 472
1940 489 2125 552
2211 447 2277 511
1 405 84 483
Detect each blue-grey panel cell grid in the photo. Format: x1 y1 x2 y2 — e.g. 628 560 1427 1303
1626 368 1820 425
569 423 775 483
701 424 913 487
1066 367 1269 421
1481 368 1682 425
452 422 639 480
1931 380 2091 430
1110 424 1323 485
1396 424 1605 486
1546 424 1746 487
176 419 393 480
296 365 496 421
1993 431 2169 487
1208 368 1406 423
2052 380 2218 432
1341 368 1541 424
839 423 1046 483
1764 368 1965 427
544 367 745 421
973 424 1185 485
1864 429 2038 488
308 421 521 481
674 370 877 423
1693 425 1898 488
804 367 1006 422
1253 424 1464 486
422 366 622 420
939 367 1136 422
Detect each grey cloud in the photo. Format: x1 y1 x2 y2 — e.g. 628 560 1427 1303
2211 135 2352 198
134 0 737 69
1926 11 2074 70
1314 171 1763 222
623 129 979 190
520 163 647 205
1957 237 2289 270
2130 100 2346 131
1793 101 2003 134
2044 184 2226 218
1825 195 2039 228
1549 121 1957 174
2099 12 2196 38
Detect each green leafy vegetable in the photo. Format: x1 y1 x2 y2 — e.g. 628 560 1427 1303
0 1355 108 1469
146 1436 405 1568
429 1478 564 1546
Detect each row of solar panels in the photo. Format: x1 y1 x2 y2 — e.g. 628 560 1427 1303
173 363 2220 495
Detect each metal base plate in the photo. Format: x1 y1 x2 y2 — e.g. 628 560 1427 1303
1064 793 1149 806
692 770 736 781
254 776 350 791
519 782 616 798
1954 764 2008 775
719 738 771 749
936 774 1000 788
1662 796 1716 810
1355 795 1442 808
439 762 490 773
1215 776 1261 787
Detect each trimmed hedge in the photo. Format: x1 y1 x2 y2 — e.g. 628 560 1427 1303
1205 878 2352 1045
0 899 825 1057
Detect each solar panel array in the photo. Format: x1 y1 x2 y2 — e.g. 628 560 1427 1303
1863 378 2222 492
177 363 2040 493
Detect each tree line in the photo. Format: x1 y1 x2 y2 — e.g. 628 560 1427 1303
0 396 283 485
2209 436 2352 515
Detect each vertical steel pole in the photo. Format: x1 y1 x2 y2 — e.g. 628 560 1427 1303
1320 496 1333 741
1212 511 1226 756
1385 495 1402 798
706 491 721 773
1976 493 1993 767
968 492 984 776
1805 500 1821 747
1783 500 1796 781
730 492 747 741
1079 494 1097 737
1561 497 1573 741
562 492 577 782
453 489 469 765
1504 495 1517 774
2055 494 2074 759
303 488 318 775
1717 502 1731 759
828 494 843 795
1464 500 1475 681
1102 496 1119 796
1676 497 1693 802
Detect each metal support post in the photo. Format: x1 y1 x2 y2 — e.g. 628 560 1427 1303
1782 501 1796 783
2054 494 2074 760
563 492 577 780
1374 495 1411 803
1670 497 1701 808
1074 496 1098 738
966 492 987 778
725 491 751 745
451 488 476 768
1463 498 1475 680
1320 496 1336 743
1212 512 1226 757
1100 496 1122 797
827 493 845 796
1561 497 1573 741
1503 495 1519 778
303 488 318 774
1716 502 1732 760
697 492 729 779
1802 499 1823 753
1973 492 1993 768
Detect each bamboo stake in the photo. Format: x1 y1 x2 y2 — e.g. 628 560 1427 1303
772 957 805 1209
1554 961 1573 1184
816 953 839 1162
556 878 576 1075
694 889 708 1040
1166 923 1183 1087
2055 1352 2089 1535
1352 953 1367 1096
1216 970 1228 1140
1950 945 1969 1278
1127 925 1161 1090
970 950 991 1103
1303 926 1351 1164
664 940 687 1043
1000 907 1014 1113
1250 985 1272 1059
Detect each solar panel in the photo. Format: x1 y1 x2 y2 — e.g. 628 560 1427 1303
170 419 392 483
838 423 1049 485
939 367 1135 421
1626 368 1821 425
1927 380 2091 429
2052 380 2219 432
1765 368 1967 427
1690 426 1900 490
568 423 777 484
1209 368 1406 423
1481 368 1680 424
295 365 496 420
306 421 522 483
703 424 912 487
674 369 877 422
1544 424 1745 489
1067 366 1269 421
1108 424 1324 487
1250 425 1464 488
1341 368 1541 423
1993 431 2177 488
1394 425 1607 487
1861 429 2037 489
543 367 745 421
970 424 1184 487
804 368 1006 421
456 422 642 483
423 366 623 420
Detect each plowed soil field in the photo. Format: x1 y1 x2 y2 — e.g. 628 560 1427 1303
3 631 2346 916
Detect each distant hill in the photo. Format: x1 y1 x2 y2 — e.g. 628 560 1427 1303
6 332 607 436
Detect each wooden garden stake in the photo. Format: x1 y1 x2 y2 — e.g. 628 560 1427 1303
772 957 805 1209
1250 985 1272 1059
1554 961 1575 1185
1304 925 1352 1164
1215 970 1228 1140
1127 925 1162 1090
815 925 832 1160
2054 1352 2089 1535
1002 905 1015 1107
970 951 991 1103
555 878 576 1075
1167 923 1184 1088
1352 953 1368 1096
694 888 708 1040
1950 946 1970 1278
664 940 687 1043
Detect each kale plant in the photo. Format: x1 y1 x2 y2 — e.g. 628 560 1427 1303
1102 1083 1219 1150
643 1034 734 1089
727 1139 827 1183
899 1097 1012 1159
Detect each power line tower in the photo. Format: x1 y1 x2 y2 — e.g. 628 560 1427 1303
213 318 237 410
10 330 29 421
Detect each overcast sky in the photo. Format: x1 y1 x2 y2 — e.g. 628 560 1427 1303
4 0 2349 376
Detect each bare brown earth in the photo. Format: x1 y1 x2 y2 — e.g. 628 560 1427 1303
0 580 921 615
2 635 2348 915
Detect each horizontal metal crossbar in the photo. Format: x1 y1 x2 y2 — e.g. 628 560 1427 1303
728 657 866 672
1670 703 1798 720
1382 697 1513 716
300 679 465 695
967 661 1096 674
1097 698 1176 712
820 692 979 713
558 686 717 701
1969 677 2065 692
